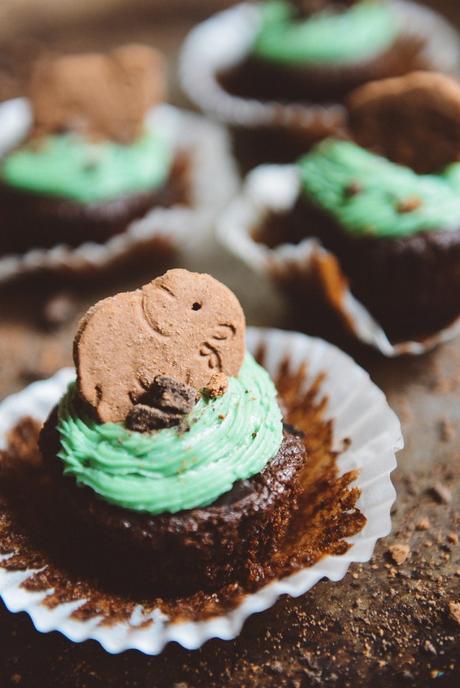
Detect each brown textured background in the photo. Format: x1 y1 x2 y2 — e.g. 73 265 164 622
0 2 459 687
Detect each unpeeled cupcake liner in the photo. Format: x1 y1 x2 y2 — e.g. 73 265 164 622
217 165 460 356
179 0 460 134
0 326 402 654
0 98 239 283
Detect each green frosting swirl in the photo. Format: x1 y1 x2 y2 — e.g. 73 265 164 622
56 354 283 515
253 1 398 65
1 131 173 204
298 139 460 239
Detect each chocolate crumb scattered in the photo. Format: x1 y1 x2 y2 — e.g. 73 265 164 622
344 181 362 198
439 419 455 442
203 372 228 399
422 640 437 655
388 543 410 565
397 196 422 214
447 601 460 625
430 483 452 504
416 517 431 531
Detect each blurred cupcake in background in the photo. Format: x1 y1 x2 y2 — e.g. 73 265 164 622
180 0 460 171
217 72 460 355
0 45 238 281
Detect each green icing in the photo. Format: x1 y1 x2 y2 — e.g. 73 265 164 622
56 354 284 515
1 131 173 203
253 0 398 65
298 139 460 239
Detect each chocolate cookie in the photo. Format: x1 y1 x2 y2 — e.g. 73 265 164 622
30 44 166 144
74 270 246 423
348 71 460 174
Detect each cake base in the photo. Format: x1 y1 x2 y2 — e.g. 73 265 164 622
0 154 189 256
254 197 460 343
219 35 427 106
39 409 307 595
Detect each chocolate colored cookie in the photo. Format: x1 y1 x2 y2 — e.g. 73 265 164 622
348 71 460 174
30 44 166 144
74 270 246 423
39 410 306 594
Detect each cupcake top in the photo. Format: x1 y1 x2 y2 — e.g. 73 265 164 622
56 269 284 514
1 45 174 204
252 0 398 66
298 71 460 238
298 139 460 238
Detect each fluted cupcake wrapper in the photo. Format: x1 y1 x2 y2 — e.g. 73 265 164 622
179 1 460 137
0 99 239 283
0 327 402 654
217 165 460 355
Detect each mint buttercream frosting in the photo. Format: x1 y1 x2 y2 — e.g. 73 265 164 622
56 353 284 515
253 1 398 65
1 130 173 204
298 139 460 239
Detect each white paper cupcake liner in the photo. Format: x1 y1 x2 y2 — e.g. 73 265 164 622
0 98 239 283
0 326 402 654
217 165 460 356
179 0 460 131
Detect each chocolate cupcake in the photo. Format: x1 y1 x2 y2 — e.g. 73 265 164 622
180 0 460 170
38 269 307 593
291 71 460 342
0 45 185 257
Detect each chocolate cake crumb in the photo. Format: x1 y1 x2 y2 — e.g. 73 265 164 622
396 196 422 214
344 181 362 198
439 419 455 442
416 517 431 531
430 483 452 504
388 543 410 565
447 601 460 624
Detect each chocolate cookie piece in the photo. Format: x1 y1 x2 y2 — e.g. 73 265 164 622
125 375 197 432
39 410 306 594
348 71 460 174
0 152 189 256
30 44 166 144
74 269 246 423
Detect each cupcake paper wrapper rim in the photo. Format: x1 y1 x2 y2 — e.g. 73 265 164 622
217 165 460 356
0 327 402 654
0 98 239 282
179 0 460 129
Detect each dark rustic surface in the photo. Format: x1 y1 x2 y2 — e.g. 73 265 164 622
0 2 459 686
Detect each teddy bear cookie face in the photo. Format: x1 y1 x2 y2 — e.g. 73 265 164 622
29 44 166 144
74 270 246 424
